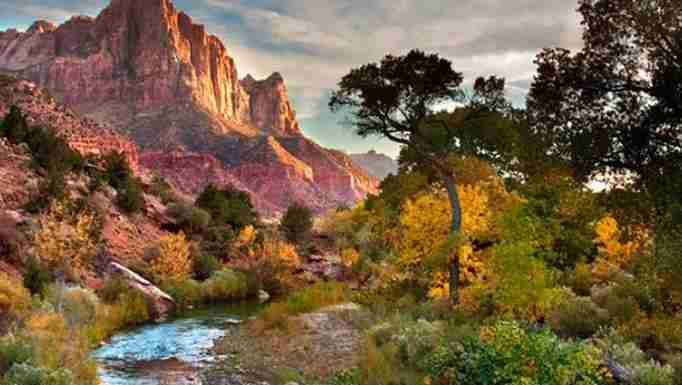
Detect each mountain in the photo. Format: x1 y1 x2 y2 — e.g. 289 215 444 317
350 150 399 180
0 0 377 214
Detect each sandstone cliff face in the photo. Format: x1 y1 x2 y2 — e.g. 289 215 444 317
0 0 378 213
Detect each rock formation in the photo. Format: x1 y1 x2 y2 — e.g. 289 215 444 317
0 0 378 213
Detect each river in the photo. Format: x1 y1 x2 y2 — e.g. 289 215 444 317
92 303 261 385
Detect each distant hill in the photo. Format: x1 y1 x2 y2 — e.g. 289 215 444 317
350 150 398 180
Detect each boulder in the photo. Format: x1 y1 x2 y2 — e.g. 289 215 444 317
109 262 175 319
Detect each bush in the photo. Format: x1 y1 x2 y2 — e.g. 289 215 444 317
419 321 608 385
192 254 221 281
196 184 259 230
280 203 314 243
0 337 33 375
0 213 24 264
201 269 250 303
161 279 204 310
598 333 676 385
115 177 145 213
167 203 211 236
548 295 610 338
0 274 30 322
96 278 129 304
58 287 99 328
22 257 50 297
2 363 74 385
258 282 350 330
148 232 192 281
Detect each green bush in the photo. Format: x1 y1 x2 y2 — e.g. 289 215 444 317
117 290 150 327
161 279 203 310
192 254 221 281
548 295 610 338
0 337 33 375
22 257 50 297
196 184 259 230
96 278 129 304
201 269 249 303
2 363 73 385
167 203 211 235
419 321 608 385
280 203 314 243
115 177 145 213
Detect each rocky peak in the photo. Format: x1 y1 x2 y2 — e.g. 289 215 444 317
27 20 56 34
241 72 302 137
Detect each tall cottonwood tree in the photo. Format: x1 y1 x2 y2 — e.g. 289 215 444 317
330 50 517 304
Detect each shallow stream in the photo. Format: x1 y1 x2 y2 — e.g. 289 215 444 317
92 304 260 385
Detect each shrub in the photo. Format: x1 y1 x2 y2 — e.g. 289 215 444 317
196 184 259 230
32 200 100 280
419 321 608 385
24 172 67 213
0 337 33 375
148 232 192 281
149 175 178 204
22 257 50 297
116 290 150 327
258 282 350 330
59 287 99 328
0 213 24 264
167 203 211 236
96 277 129 304
280 203 314 243
192 254 221 281
599 333 676 385
0 273 30 322
548 295 610 338
201 269 249 303
161 279 204 310
116 177 145 213
392 319 444 365
231 236 301 296
2 363 74 385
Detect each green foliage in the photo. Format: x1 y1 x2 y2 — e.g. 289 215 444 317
22 257 50 297
258 282 351 330
167 203 212 236
548 295 610 339
2 363 73 385
196 184 259 230
201 269 250 303
420 322 608 385
101 152 145 213
149 175 178 204
280 203 314 243
0 337 33 376
192 254 221 281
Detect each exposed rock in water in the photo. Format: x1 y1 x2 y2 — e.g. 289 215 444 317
109 261 175 319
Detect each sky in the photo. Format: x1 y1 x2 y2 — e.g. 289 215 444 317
1 0 584 158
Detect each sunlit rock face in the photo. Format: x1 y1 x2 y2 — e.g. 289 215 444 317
0 0 378 214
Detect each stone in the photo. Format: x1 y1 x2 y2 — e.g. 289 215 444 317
258 289 270 304
109 262 176 319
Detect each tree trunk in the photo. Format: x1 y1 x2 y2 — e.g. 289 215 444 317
443 173 462 306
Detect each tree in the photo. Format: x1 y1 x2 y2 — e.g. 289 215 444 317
196 184 259 230
330 50 517 304
280 203 314 243
528 0 682 184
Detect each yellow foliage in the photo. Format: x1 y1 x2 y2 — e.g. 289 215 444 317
150 231 192 280
23 311 99 385
398 179 515 288
593 216 647 279
33 200 98 279
340 248 361 267
0 273 30 319
235 225 258 248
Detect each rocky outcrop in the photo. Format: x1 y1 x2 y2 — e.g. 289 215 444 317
0 0 378 213
241 73 301 136
350 150 398 180
109 262 175 319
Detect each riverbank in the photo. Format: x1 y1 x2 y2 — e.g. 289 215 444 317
205 303 367 385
